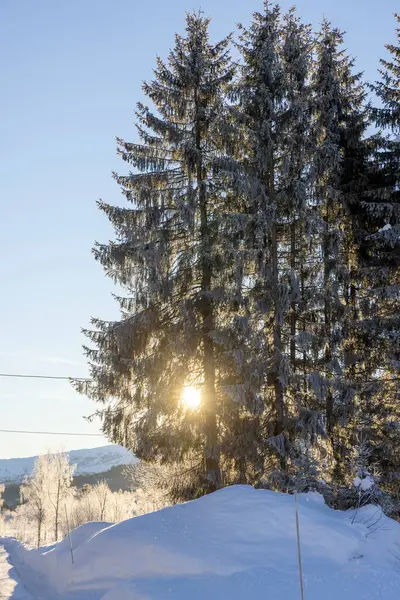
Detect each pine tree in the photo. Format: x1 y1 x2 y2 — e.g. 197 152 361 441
307 21 376 486
312 22 347 449
73 6 400 506
372 13 400 132
235 2 289 471
234 3 321 478
74 12 248 495
278 8 322 463
352 13 400 500
334 59 373 487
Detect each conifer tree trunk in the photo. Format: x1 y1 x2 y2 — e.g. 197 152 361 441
200 188 220 488
270 168 284 435
300 242 307 389
272 223 284 434
196 90 221 489
324 200 334 439
290 219 297 372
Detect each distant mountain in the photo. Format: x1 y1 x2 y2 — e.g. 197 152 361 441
0 445 137 484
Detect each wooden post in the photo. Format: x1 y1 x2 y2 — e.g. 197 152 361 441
64 504 74 565
294 492 304 600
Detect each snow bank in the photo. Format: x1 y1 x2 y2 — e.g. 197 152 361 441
6 486 400 600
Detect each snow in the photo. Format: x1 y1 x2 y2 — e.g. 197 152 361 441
379 223 392 232
2 485 400 599
353 474 375 491
0 446 136 484
0 544 33 599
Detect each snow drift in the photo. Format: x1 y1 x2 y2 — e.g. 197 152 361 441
4 485 400 599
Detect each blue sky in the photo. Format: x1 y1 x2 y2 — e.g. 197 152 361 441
0 0 397 459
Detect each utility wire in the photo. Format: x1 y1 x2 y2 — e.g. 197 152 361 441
0 429 103 437
1 372 398 385
0 375 101 437
0 373 90 381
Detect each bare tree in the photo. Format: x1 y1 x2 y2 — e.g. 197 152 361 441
93 481 111 521
20 457 48 547
20 452 74 546
125 462 176 514
45 452 75 541
0 484 5 511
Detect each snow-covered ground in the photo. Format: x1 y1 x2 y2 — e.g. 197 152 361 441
2 485 400 599
0 446 136 484
0 544 33 599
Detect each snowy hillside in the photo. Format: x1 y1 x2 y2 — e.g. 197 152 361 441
0 445 136 484
3 485 400 599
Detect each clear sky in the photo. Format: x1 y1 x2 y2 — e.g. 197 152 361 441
0 0 397 459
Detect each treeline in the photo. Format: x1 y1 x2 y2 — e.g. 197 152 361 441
0 453 168 547
75 4 400 509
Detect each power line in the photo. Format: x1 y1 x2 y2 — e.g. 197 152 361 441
0 429 103 437
0 374 100 437
0 373 90 381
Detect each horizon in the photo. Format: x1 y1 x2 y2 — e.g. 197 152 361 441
0 443 120 463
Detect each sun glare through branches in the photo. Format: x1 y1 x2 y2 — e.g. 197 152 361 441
181 386 201 410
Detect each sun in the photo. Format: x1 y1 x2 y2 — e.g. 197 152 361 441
181 386 201 410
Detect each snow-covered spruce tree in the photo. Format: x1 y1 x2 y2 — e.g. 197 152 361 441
233 2 288 474
351 13 400 502
334 72 375 487
74 13 250 496
372 13 400 134
278 9 326 472
309 21 372 485
311 22 347 454
233 3 322 479
279 8 314 396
